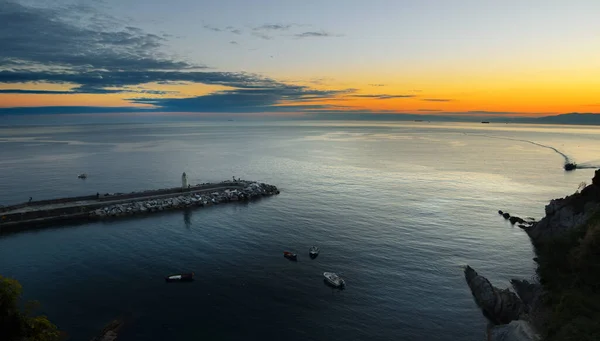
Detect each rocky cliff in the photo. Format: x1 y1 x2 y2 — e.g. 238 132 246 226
526 169 600 242
464 169 600 341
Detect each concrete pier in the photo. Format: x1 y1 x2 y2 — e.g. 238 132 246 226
0 180 279 233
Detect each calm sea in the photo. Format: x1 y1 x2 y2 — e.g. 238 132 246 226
0 120 598 341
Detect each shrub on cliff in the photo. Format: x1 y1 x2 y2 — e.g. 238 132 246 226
536 209 600 341
0 275 61 341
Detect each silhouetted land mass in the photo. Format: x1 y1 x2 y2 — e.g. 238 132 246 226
1 110 599 125
465 169 600 341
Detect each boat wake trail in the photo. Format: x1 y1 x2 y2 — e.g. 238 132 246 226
468 134 572 163
576 164 600 169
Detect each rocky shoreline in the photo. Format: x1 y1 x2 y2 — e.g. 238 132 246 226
464 169 600 341
89 181 279 219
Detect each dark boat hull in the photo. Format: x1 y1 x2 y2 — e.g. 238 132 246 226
309 252 319 259
564 163 577 171
283 252 297 261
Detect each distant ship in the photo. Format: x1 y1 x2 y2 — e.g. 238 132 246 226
481 121 490 124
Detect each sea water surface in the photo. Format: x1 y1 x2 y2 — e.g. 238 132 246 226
0 120 598 341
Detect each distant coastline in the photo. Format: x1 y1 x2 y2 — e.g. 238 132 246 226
1 112 600 126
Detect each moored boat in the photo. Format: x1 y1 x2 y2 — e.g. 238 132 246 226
309 246 319 259
165 272 194 282
323 272 345 288
283 251 297 261
564 163 577 171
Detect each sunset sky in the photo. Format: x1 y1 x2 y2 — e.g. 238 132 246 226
1 0 600 117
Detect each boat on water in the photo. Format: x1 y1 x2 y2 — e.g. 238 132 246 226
283 251 297 261
309 246 319 259
78 173 87 179
323 272 345 288
165 273 194 282
564 163 577 171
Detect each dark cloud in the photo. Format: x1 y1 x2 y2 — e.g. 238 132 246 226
422 98 453 102
129 87 356 112
416 109 441 112
0 1 197 71
351 94 415 99
0 89 74 94
0 106 148 115
0 88 174 95
294 31 339 38
0 70 285 91
229 41 239 45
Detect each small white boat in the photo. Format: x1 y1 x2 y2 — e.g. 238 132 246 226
323 272 345 288
165 273 194 282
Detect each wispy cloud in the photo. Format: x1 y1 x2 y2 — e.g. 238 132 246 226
351 94 415 100
203 24 241 34
294 31 340 38
253 24 294 31
422 98 454 102
229 41 239 45
417 109 441 112
251 32 273 40
369 84 386 87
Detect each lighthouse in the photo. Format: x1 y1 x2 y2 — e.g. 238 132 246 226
182 172 188 189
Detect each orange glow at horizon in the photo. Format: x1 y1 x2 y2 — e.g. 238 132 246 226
2 75 600 115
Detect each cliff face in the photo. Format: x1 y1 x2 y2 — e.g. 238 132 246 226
465 169 600 341
526 169 600 242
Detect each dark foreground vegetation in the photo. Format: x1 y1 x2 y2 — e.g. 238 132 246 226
0 276 61 341
535 209 600 341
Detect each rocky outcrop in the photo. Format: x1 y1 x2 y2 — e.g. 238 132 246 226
499 211 535 228
89 181 279 219
488 320 540 341
526 169 600 242
509 280 542 308
464 266 526 324
464 266 540 341
90 319 123 341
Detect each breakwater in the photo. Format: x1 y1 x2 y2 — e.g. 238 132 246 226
0 180 279 233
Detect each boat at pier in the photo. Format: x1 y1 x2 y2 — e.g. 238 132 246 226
284 251 297 261
165 273 194 282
